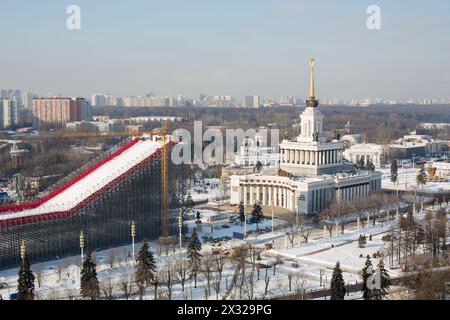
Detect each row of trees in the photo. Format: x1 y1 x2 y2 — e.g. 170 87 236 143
355 158 376 171
391 157 428 187
14 230 201 300
237 201 265 229
386 207 448 268
320 192 398 236
330 257 390 300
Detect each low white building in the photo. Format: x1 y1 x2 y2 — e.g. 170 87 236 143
389 131 443 159
234 135 279 167
343 143 384 167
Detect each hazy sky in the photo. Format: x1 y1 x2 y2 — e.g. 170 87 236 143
1 0 450 100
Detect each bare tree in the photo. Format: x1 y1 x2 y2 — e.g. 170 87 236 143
202 254 214 297
286 213 298 247
174 256 189 292
119 270 132 300
203 279 209 300
288 272 293 292
414 267 450 299
369 192 385 226
47 287 59 300
276 281 287 297
353 197 370 229
152 272 160 300
244 269 255 300
135 274 146 300
299 213 313 244
64 288 77 300
272 256 283 276
327 202 351 234
161 259 174 300
107 248 116 269
213 253 227 291
230 245 249 300
117 251 123 267
35 264 44 288
320 207 336 237
62 256 72 279
212 272 222 300
263 268 270 298
293 272 308 299
100 277 115 300
382 194 397 224
57 263 63 283
121 247 129 266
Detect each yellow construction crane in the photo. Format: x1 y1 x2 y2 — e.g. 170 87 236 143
161 119 169 238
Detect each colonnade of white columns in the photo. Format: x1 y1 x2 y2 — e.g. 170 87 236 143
337 183 370 202
241 184 296 211
281 148 342 166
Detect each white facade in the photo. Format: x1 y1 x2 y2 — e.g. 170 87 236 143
279 105 344 176
343 143 384 166
234 135 279 167
230 171 381 214
390 131 443 157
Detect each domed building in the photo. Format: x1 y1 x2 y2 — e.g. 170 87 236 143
230 60 382 215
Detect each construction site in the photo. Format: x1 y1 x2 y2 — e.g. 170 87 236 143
0 124 184 269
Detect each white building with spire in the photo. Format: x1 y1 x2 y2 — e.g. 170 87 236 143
230 59 382 215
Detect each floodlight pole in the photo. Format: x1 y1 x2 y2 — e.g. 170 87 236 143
131 221 136 264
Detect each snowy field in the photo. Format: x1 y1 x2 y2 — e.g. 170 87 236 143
1 206 447 300
188 178 227 204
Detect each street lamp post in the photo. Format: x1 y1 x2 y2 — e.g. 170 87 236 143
284 233 287 251
20 240 25 261
131 221 136 264
271 200 274 236
79 230 84 265
244 206 247 240
178 208 183 249
405 165 408 191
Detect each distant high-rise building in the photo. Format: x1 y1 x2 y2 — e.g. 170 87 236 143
0 98 19 129
22 92 35 109
1 89 22 107
32 97 91 127
91 94 113 107
243 95 260 108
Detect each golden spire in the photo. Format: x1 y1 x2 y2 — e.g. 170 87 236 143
309 58 316 98
306 58 319 108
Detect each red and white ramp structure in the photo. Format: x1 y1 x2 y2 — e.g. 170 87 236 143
0 136 180 268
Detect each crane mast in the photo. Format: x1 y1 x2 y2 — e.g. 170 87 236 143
161 120 169 237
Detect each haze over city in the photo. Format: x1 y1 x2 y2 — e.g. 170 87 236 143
1 0 450 100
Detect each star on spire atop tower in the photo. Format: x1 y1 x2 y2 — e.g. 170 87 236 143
306 58 319 108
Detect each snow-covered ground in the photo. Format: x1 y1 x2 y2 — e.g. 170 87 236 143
380 166 450 193
1 205 447 300
188 178 227 204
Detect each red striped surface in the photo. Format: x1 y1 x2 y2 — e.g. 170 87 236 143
0 137 141 214
0 140 177 228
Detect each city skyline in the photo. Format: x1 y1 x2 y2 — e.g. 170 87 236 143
1 1 450 100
